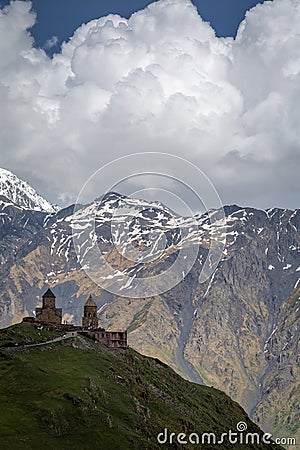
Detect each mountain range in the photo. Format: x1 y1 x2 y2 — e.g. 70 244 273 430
0 168 299 446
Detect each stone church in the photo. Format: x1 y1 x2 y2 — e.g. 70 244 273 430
23 288 127 348
35 288 62 324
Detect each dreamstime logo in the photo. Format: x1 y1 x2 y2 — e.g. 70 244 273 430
71 153 226 298
236 421 247 432
157 422 297 446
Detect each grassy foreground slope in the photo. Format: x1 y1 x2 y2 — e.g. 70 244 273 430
0 324 283 450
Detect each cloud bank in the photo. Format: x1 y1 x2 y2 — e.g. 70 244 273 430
0 0 299 209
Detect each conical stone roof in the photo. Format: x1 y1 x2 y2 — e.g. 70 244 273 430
42 288 56 298
84 294 96 307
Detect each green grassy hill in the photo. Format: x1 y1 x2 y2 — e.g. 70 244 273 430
0 323 283 450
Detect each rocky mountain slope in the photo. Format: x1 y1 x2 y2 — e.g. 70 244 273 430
0 168 58 213
0 172 299 445
0 322 284 450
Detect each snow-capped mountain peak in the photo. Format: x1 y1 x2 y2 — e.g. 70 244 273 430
0 168 59 213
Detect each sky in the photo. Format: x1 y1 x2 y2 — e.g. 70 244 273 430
0 0 267 53
0 0 299 211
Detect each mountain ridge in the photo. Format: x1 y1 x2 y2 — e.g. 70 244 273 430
0 169 298 446
0 168 58 213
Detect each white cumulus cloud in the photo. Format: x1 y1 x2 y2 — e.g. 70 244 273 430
0 0 299 210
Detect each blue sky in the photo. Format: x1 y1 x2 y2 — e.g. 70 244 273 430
0 0 267 54
0 0 299 210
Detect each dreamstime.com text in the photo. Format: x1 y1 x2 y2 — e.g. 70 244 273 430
157 422 296 447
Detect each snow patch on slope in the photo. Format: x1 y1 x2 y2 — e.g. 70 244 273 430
0 168 58 213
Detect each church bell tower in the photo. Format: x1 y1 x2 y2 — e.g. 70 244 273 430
82 294 98 329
